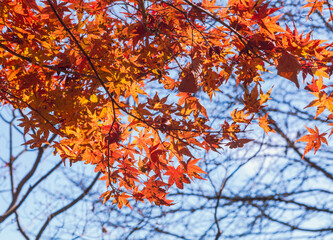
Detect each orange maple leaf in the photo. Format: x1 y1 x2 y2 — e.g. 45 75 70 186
165 166 190 189
304 92 333 119
113 193 132 209
259 114 275 134
296 126 328 159
183 159 207 180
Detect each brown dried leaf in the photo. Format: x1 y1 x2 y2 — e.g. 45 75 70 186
178 72 198 93
277 52 302 88
178 58 202 93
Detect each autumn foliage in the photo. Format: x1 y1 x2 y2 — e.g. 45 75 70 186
1 0 333 208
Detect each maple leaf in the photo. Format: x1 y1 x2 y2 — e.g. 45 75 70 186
77 56 87 76
304 91 333 119
165 166 190 189
304 78 327 92
100 191 112 205
259 87 273 106
277 52 302 88
231 109 251 123
178 58 202 93
113 193 132 209
177 92 191 105
259 113 275 134
160 75 176 90
296 126 328 159
225 138 253 148
183 158 207 180
178 73 198 93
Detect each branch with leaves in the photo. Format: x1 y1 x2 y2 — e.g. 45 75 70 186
1 0 333 208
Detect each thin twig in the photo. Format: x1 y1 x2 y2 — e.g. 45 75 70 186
15 212 30 240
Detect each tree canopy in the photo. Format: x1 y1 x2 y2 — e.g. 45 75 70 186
1 0 333 209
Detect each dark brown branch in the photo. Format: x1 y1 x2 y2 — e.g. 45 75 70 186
315 9 333 32
9 116 14 196
153 227 187 239
251 202 333 232
35 172 101 240
15 212 30 240
0 160 62 222
213 141 264 239
0 148 44 223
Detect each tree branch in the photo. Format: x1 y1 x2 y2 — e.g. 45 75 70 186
0 160 62 222
35 172 101 240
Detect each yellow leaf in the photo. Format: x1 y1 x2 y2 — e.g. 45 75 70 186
90 94 98 103
259 114 275 134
